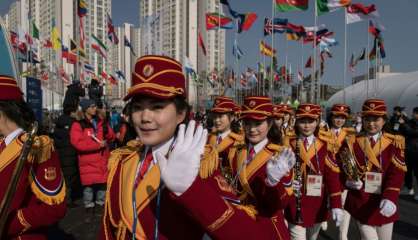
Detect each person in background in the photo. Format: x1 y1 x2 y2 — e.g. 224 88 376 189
389 106 408 134
70 98 115 222
399 106 418 199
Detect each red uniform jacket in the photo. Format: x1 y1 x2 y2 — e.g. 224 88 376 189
284 136 342 227
207 131 244 171
227 142 292 240
343 132 406 226
0 135 66 240
98 141 287 240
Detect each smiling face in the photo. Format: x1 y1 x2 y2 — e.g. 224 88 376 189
296 117 318 137
130 97 186 146
243 119 272 145
331 115 346 129
363 115 386 135
212 112 232 133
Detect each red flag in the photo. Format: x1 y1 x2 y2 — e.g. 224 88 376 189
109 75 118 85
238 13 257 33
41 71 49 81
43 39 53 48
67 52 77 64
10 31 18 47
198 31 207 56
305 56 312 68
59 67 70 84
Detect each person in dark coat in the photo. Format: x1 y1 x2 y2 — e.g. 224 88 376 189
52 103 82 206
63 80 85 110
399 107 418 199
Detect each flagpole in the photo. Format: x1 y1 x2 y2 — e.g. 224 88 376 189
284 33 288 102
218 0 221 96
374 37 378 97
301 39 304 102
312 1 318 104
366 24 370 99
234 19 238 103
343 8 347 103
270 0 275 98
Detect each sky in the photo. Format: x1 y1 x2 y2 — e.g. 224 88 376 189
1 0 418 88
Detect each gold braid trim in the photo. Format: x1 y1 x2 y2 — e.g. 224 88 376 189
26 135 54 164
385 187 400 192
199 145 219 179
384 133 405 149
17 210 31 233
235 204 258 220
391 156 407 172
325 156 341 173
108 140 142 171
29 175 66 205
229 132 244 142
329 192 342 197
207 200 234 232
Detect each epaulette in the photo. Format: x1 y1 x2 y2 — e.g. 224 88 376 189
343 127 357 136
229 132 244 142
199 144 219 179
318 132 334 152
319 128 332 138
29 135 54 164
108 140 142 170
384 133 405 149
283 134 297 147
266 143 285 153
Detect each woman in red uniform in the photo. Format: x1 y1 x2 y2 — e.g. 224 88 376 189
341 99 406 240
284 103 343 240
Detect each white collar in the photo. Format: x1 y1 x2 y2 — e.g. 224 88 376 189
149 137 175 164
218 129 231 140
5 128 24 146
368 132 381 142
302 134 315 148
249 138 268 155
332 127 342 135
283 122 288 128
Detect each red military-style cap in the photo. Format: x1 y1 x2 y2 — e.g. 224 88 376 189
124 55 186 101
272 104 284 118
211 96 238 113
0 75 24 101
296 103 321 119
331 104 351 118
240 96 273 120
362 99 387 117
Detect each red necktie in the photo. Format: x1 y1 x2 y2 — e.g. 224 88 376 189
303 137 309 151
216 135 222 145
138 150 153 180
0 141 6 153
247 146 255 163
369 137 376 147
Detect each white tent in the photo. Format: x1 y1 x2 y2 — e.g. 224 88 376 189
327 71 418 115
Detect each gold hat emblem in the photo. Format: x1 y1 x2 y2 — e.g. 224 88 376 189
216 100 220 105
305 106 311 111
370 103 375 108
44 167 57 181
143 64 154 77
249 100 256 107
273 107 277 112
340 106 344 111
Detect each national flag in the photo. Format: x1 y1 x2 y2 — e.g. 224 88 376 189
198 31 207 56
377 38 386 59
305 56 312 68
107 13 119 45
206 13 234 30
91 34 108 59
108 74 118 85
298 70 303 81
287 33 301 41
41 70 49 81
369 42 376 61
304 29 333 44
264 17 288 36
115 70 126 81
51 19 61 50
237 13 257 33
232 39 244 60
316 0 351 16
19 50 40 64
240 73 247 87
357 48 366 61
101 69 109 81
61 45 69 59
71 38 86 58
10 31 18 47
84 63 94 73
124 36 136 56
368 20 381 38
276 0 308 12
219 0 240 18
59 67 70 84
32 21 39 39
25 33 33 46
67 52 77 64
286 23 306 36
349 53 355 72
79 17 85 50
78 0 87 17
184 56 196 76
43 39 53 48
259 41 276 57
346 3 378 24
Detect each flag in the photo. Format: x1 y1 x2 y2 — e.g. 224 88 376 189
287 33 301 41
107 13 119 45
91 34 108 59
377 38 386 59
346 3 378 24
71 38 86 58
206 13 234 30
198 31 207 56
232 39 244 60
264 17 288 36
286 23 306 36
59 67 70 84
298 71 303 81
10 31 18 47
32 21 39 39
219 0 240 18
184 56 196 76
115 70 126 81
79 16 85 50
61 45 69 59
357 48 366 61
78 0 87 17
305 56 312 68
276 0 308 12
349 53 355 72
43 39 52 48
259 41 276 57
240 73 247 87
316 0 351 16
124 36 136 56
67 52 77 64
237 13 257 33
41 70 49 81
51 19 61 50
108 74 118 85
101 69 109 81
84 63 94 73
368 20 381 38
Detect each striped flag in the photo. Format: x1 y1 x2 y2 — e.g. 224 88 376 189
78 0 87 17
259 41 276 57
91 34 107 59
316 0 351 16
264 17 288 36
232 39 244 60
107 13 119 45
346 3 379 24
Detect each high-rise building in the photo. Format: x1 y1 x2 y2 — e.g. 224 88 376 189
139 0 225 107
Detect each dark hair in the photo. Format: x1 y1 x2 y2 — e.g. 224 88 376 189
211 112 241 134
0 100 36 131
294 118 320 137
360 115 390 133
326 113 349 128
268 118 282 144
413 107 418 114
